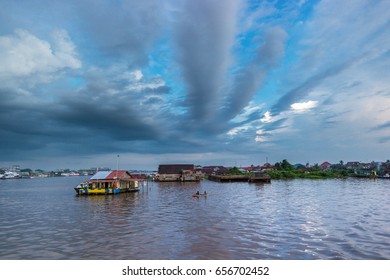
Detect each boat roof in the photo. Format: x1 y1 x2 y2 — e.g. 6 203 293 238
86 178 138 183
88 170 146 181
90 171 111 180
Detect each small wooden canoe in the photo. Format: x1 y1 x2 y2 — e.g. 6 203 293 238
192 193 208 197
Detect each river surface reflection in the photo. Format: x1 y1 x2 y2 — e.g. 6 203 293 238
0 177 389 259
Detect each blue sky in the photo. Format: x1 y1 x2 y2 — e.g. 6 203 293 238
1 0 390 170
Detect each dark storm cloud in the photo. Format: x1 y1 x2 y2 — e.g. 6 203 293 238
50 69 169 143
0 87 72 158
372 122 390 131
0 0 165 68
222 27 287 120
142 85 171 95
173 0 287 137
142 96 164 105
50 100 157 141
172 0 239 123
75 0 165 66
0 79 169 161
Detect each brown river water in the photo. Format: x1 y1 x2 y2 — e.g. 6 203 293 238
0 176 389 259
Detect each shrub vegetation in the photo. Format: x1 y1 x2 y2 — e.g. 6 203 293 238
265 159 350 179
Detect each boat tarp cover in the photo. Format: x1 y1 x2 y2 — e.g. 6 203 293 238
90 171 111 180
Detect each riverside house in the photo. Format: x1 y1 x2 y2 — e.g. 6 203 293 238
157 164 201 182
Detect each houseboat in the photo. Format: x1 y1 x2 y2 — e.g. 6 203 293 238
74 170 142 195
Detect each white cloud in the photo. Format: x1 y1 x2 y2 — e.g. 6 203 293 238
227 129 238 136
50 29 82 70
231 102 264 123
260 111 273 123
255 128 269 142
133 70 143 81
291 100 318 112
227 125 253 136
0 29 81 79
85 66 166 98
122 69 143 82
256 129 264 134
126 76 165 91
255 135 266 142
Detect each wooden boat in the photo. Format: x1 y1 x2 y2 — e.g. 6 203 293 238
74 170 142 195
192 193 208 198
74 184 123 195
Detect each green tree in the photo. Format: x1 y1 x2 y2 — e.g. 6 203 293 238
20 168 32 173
226 167 244 175
281 159 293 171
311 164 320 172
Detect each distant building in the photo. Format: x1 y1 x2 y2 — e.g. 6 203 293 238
320 162 332 170
381 161 390 175
294 163 308 171
345 162 360 169
130 173 148 180
10 165 20 172
261 163 274 171
157 164 200 182
242 166 262 172
158 164 194 174
200 166 228 175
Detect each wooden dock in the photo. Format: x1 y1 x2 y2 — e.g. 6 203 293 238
208 174 271 183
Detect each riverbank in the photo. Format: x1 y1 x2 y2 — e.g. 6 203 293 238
265 169 350 179
208 174 271 183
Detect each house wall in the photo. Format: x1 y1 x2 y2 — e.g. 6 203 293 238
157 172 201 182
157 174 181 181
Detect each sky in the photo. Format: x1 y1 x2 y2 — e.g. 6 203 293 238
1 0 390 170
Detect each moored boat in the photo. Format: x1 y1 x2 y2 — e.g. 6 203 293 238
74 170 142 195
377 174 390 179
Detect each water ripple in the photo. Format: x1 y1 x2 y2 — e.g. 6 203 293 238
0 177 389 259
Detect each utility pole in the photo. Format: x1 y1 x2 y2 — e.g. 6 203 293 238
116 155 119 179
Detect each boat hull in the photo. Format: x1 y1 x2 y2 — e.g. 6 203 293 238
74 187 139 195
192 194 208 198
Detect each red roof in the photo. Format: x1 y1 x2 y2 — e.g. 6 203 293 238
86 178 137 183
243 166 262 171
106 170 130 179
130 174 148 179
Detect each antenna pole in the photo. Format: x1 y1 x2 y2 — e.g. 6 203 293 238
116 155 119 179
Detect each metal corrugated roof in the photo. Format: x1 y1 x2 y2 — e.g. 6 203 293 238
90 171 111 180
158 164 194 174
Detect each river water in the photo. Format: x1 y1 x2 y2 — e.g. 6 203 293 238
0 177 389 259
